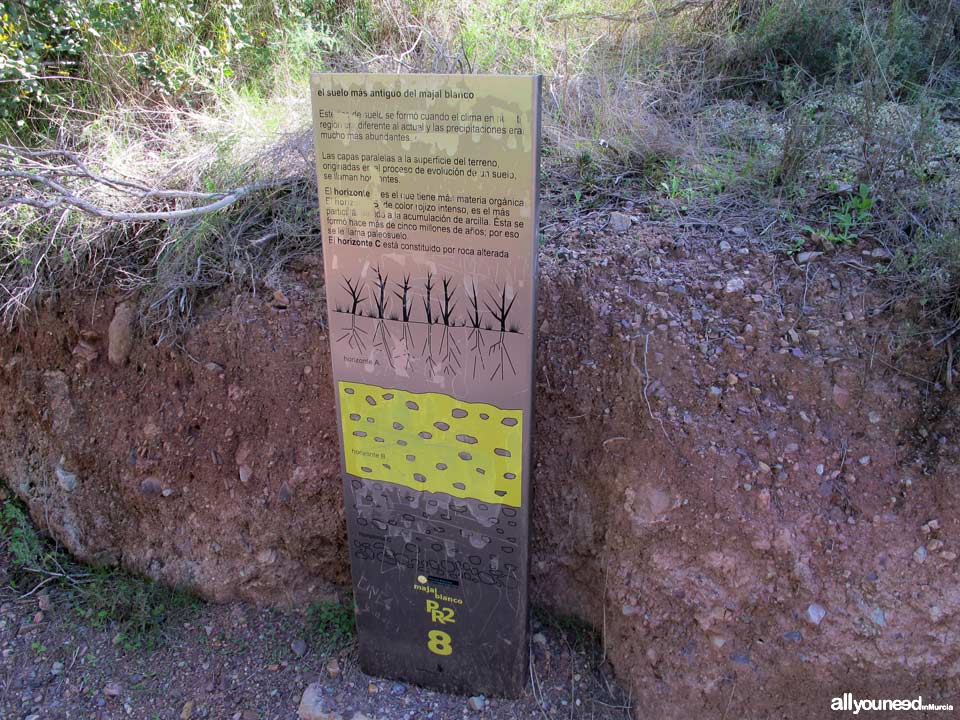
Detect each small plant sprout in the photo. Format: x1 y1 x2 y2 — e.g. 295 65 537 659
808 184 876 247
660 173 682 199
658 160 686 199
785 236 806 256
438 276 461 375
484 285 519 381
309 599 356 652
336 275 367 353
850 183 874 221
830 205 858 244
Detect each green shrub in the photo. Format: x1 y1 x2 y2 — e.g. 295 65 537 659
73 569 200 650
0 0 344 136
308 598 356 650
883 0 932 93
0 0 126 127
712 1 957 102
752 0 853 81
1 494 199 649
0 497 44 569
893 228 960 326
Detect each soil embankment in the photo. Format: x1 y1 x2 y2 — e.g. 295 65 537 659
1 225 957 717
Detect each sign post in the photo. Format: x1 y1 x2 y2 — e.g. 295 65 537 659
311 73 540 697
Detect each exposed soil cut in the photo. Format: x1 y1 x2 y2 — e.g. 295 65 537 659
1 221 958 718
0 576 630 720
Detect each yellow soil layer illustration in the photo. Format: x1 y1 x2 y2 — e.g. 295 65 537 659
339 381 523 506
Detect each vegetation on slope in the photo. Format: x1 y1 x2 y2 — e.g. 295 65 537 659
0 1 957 354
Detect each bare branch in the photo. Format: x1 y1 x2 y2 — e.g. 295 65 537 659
0 168 298 222
0 144 232 200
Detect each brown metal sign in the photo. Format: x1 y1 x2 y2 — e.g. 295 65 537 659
310 73 540 697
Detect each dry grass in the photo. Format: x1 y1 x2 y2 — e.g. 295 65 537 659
0 89 320 337
0 0 958 340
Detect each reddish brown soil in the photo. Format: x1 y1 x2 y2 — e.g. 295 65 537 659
1 223 958 718
0 572 630 720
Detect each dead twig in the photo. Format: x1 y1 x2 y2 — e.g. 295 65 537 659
23 565 90 587
934 320 960 348
1 167 296 222
15 575 57 601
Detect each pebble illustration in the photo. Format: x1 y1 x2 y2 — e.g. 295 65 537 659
338 381 523 506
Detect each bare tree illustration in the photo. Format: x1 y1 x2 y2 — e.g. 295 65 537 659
369 265 394 366
420 272 438 378
438 276 461 375
422 272 435 325
484 285 518 381
370 265 389 320
336 276 367 352
466 281 486 379
393 273 416 367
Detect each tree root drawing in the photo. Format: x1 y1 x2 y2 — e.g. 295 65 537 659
485 285 519 381
370 265 394 367
466 282 486 379
337 276 368 352
421 324 438 378
440 325 461 375
439 276 461 375
421 273 438 377
331 273 525 381
337 313 368 353
372 320 395 366
393 274 416 370
488 331 516 381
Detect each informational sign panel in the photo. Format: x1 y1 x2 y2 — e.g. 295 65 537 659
310 73 540 697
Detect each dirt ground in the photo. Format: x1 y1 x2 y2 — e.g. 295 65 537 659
0 570 633 720
1 217 959 718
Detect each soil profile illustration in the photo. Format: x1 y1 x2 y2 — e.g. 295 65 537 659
311 71 539 698
333 267 523 382
339 381 523 506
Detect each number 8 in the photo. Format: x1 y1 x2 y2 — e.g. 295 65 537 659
427 630 452 656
